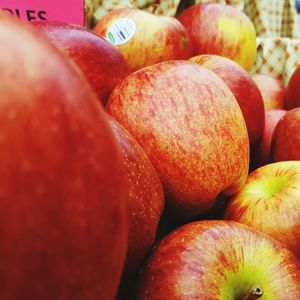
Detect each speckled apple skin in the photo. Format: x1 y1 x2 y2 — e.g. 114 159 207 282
108 116 164 279
191 54 265 148
179 3 256 72
0 12 128 300
94 8 194 72
106 60 249 220
136 221 300 299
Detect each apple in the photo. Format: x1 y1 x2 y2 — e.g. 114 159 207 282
271 107 300 161
191 54 265 148
178 3 257 72
0 12 128 299
106 60 249 221
286 64 300 109
33 21 129 105
107 115 164 282
224 161 300 258
252 73 286 110
136 220 300 299
256 109 287 166
93 8 194 72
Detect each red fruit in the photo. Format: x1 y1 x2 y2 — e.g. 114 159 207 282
225 161 300 258
272 108 300 161
33 21 129 104
108 116 164 279
252 73 286 110
258 109 287 166
191 54 265 148
106 60 249 221
179 3 256 71
136 221 300 299
0 12 128 300
286 65 300 109
94 8 194 72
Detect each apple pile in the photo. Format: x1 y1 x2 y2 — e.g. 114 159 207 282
0 2 300 299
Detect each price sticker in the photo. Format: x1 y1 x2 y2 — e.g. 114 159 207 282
106 18 136 46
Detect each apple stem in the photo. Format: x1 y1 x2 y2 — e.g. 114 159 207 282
242 285 263 300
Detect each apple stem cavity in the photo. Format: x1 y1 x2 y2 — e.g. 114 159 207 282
241 285 263 300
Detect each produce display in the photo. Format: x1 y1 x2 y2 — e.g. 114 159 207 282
0 2 300 299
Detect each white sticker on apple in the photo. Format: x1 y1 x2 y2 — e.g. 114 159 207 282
106 18 136 45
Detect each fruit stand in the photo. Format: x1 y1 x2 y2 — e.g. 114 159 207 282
0 0 300 299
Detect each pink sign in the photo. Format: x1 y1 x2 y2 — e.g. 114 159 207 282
0 0 85 25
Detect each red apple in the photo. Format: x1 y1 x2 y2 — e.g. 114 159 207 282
191 54 265 148
0 12 128 299
286 64 300 109
257 109 287 166
107 115 164 281
178 3 257 72
33 21 129 105
225 161 300 258
106 60 249 221
93 8 194 72
136 220 300 299
252 73 286 110
272 107 300 161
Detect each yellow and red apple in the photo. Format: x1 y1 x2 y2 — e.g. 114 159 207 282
94 8 194 72
225 161 300 258
136 221 300 299
106 60 249 221
179 3 256 72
